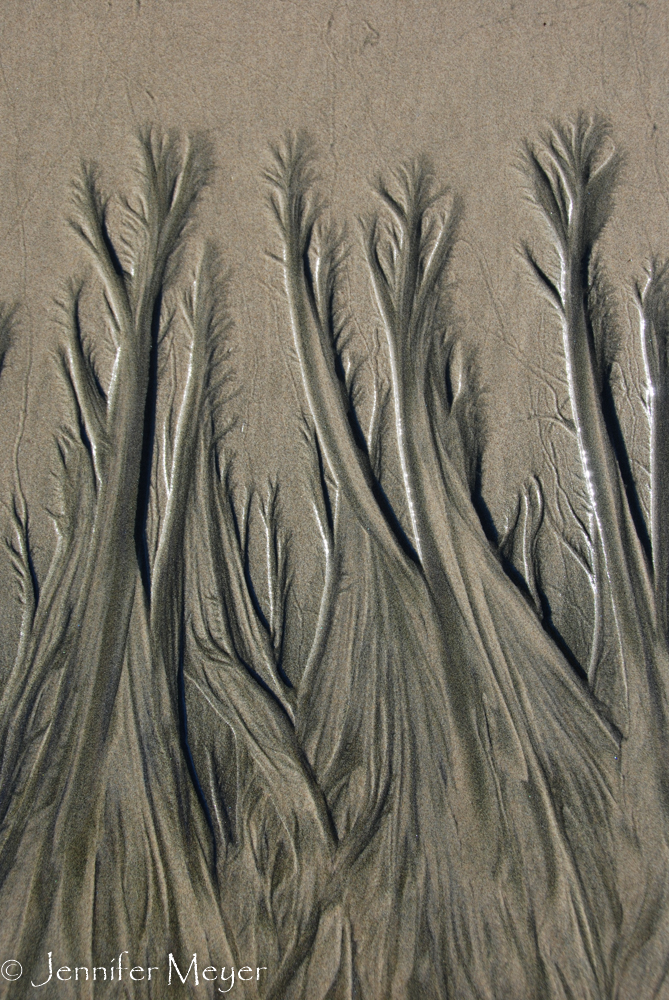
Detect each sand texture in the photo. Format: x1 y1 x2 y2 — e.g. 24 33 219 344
0 2 669 997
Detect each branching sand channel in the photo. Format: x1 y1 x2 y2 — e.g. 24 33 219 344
0 116 668 999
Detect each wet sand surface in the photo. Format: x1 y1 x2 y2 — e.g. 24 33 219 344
0 2 669 997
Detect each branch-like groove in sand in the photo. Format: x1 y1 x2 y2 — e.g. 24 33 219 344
0 115 667 999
